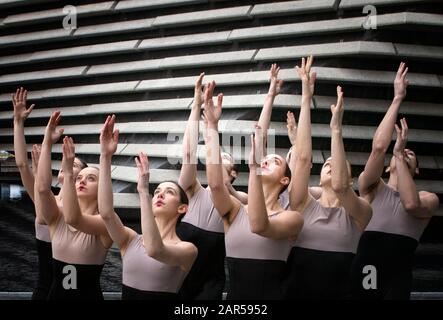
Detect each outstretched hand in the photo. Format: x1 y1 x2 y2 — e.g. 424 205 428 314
330 86 344 131
393 118 408 158
268 63 283 97
249 124 266 173
61 136 75 176
287 111 297 146
100 114 119 157
44 111 64 145
194 73 205 108
295 56 316 97
135 152 150 193
31 144 41 176
202 80 223 126
394 62 409 100
12 87 35 123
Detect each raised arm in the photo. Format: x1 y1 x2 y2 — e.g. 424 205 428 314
289 57 316 212
179 73 204 196
248 126 303 239
393 119 439 219
225 182 248 205
35 111 64 226
61 136 110 237
330 86 372 231
12 88 36 201
137 152 197 272
258 64 283 139
287 111 297 147
202 81 240 220
359 62 409 196
98 115 135 252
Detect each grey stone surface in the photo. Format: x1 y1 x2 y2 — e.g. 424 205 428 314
377 12 443 28
138 31 231 50
311 66 441 88
221 94 313 109
0 28 72 47
315 96 443 117
0 0 56 9
3 120 440 145
37 81 140 99
0 81 139 102
255 41 396 61
0 40 138 67
74 18 155 37
322 151 437 169
251 0 336 17
0 52 33 66
87 59 161 75
339 0 431 9
153 5 252 27
229 16 365 41
0 66 87 84
33 40 138 62
87 50 256 76
435 157 443 170
394 43 443 60
162 49 257 68
115 0 206 11
2 1 115 25
136 66 441 93
0 98 193 120
113 193 140 209
137 70 269 91
89 98 193 114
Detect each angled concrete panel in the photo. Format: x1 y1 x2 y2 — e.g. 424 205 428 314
0 66 87 84
255 41 396 61
251 0 336 17
339 0 431 9
138 31 231 50
74 18 154 37
229 16 365 41
0 28 72 47
115 0 207 11
394 43 443 60
3 1 115 25
153 5 252 27
315 96 443 117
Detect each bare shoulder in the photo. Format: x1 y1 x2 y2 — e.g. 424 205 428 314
177 240 198 257
419 191 439 209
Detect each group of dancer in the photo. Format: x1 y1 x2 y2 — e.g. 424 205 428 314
12 56 439 300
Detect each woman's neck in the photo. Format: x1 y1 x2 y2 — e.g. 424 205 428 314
319 185 340 208
262 180 283 213
78 197 98 216
155 215 178 241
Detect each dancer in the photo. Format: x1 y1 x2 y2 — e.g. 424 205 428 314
176 73 233 299
351 63 439 299
203 80 303 299
285 57 372 299
12 88 87 300
98 115 197 300
35 112 112 300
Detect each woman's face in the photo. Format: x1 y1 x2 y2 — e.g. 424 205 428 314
152 182 187 218
319 157 352 186
260 154 286 178
58 157 85 184
75 167 99 199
